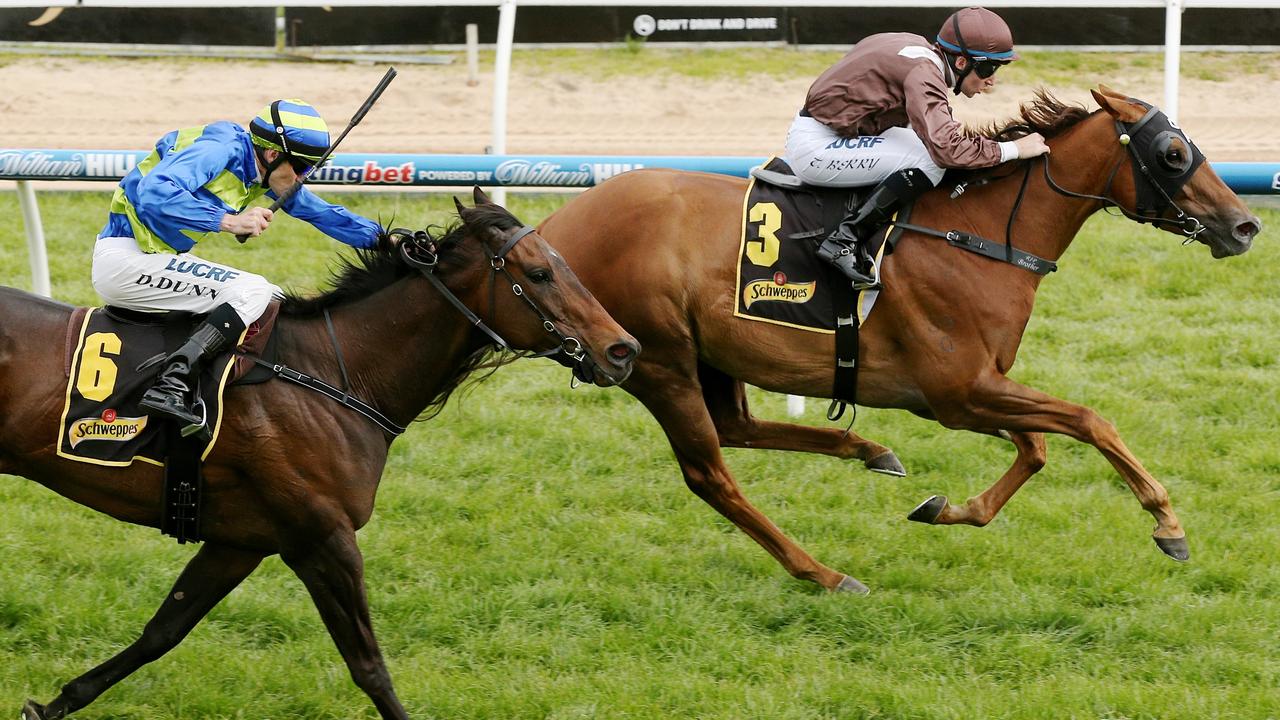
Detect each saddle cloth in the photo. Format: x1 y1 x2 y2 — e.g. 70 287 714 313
734 157 892 333
56 303 278 467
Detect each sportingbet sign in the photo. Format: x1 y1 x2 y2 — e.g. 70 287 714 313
1 149 1274 193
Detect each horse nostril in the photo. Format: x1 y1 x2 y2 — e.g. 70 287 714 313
1235 218 1261 241
608 340 638 366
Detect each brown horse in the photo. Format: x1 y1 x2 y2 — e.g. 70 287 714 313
537 87 1261 594
5 189 639 720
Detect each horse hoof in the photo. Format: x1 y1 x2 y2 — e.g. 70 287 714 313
835 575 870 595
22 700 48 720
907 495 947 524
865 451 907 477
1154 535 1190 562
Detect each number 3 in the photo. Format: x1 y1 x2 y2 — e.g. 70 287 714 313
746 202 782 267
76 332 121 402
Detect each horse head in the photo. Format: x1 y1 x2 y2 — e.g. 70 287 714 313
412 187 639 387
1091 85 1261 258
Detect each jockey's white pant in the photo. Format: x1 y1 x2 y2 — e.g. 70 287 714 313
783 114 946 188
92 236 279 326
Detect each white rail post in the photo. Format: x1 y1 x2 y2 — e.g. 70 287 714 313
1163 0 1182 122
466 23 480 87
490 0 518 206
16 181 52 298
787 394 806 417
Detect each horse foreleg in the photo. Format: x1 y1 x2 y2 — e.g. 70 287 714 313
923 373 1187 560
630 367 868 594
24 543 264 720
281 528 408 720
908 430 1047 527
698 362 906 476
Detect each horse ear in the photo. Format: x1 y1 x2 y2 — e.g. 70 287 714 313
1092 88 1147 123
1096 84 1127 100
453 195 467 215
473 186 492 206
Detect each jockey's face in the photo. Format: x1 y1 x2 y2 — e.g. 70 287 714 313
955 56 999 97
258 149 304 195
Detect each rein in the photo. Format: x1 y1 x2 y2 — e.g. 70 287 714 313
1040 107 1206 240
398 226 587 364
237 223 587 438
901 103 1206 275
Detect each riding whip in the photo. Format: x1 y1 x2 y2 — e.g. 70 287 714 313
237 66 398 243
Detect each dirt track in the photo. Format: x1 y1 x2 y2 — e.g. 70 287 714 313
0 54 1276 161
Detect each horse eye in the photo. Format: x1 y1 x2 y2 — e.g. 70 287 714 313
527 268 553 284
1161 149 1189 173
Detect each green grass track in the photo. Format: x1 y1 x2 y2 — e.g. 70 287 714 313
1 189 1277 719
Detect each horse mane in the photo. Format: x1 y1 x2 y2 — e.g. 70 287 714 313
280 203 523 316
972 88 1094 142
280 202 524 420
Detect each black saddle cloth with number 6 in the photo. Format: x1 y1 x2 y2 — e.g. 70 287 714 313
56 305 276 467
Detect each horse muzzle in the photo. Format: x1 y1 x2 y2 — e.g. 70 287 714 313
1201 210 1261 258
572 338 639 387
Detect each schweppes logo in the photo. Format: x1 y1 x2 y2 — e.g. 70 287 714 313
68 411 147 448
743 272 817 309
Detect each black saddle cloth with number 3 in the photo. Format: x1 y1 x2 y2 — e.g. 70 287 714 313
734 157 890 334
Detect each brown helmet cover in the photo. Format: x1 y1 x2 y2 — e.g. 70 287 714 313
936 7 1018 61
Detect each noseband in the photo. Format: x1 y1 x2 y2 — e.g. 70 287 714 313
395 225 589 366
1042 103 1207 240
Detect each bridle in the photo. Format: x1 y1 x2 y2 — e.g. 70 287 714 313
1040 103 1207 241
900 102 1209 276
393 225 591 367
238 223 592 439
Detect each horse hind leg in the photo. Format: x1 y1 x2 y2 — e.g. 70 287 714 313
24 543 264 720
697 362 906 476
281 527 409 720
631 365 867 594
907 430 1047 527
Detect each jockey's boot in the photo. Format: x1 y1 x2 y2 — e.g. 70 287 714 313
817 167 935 288
139 303 245 433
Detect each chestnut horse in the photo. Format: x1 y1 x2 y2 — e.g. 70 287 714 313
538 87 1261 594
6 190 638 720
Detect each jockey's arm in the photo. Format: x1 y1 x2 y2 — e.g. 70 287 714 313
133 139 233 252
276 185 381 249
902 64 1015 169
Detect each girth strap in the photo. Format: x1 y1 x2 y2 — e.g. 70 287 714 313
830 276 859 414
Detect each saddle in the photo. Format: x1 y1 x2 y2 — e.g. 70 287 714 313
59 302 279 463
57 302 280 543
749 157 901 257
735 158 910 411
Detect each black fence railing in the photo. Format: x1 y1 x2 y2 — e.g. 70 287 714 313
2 5 1278 48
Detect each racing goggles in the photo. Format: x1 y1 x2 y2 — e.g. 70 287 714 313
971 58 1005 79
286 155 317 175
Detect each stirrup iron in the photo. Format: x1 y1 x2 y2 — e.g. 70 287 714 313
179 398 209 438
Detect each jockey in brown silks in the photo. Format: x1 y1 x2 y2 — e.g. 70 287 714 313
785 6 1051 288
